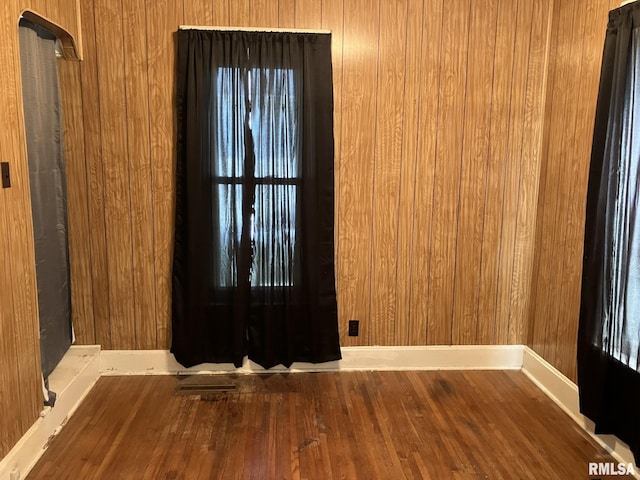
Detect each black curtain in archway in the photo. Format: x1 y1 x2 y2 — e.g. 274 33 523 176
579 3 640 465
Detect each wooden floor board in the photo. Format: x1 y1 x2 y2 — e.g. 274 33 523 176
28 371 628 479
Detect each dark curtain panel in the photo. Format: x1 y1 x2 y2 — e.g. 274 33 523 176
19 20 73 381
579 3 640 465
172 30 341 369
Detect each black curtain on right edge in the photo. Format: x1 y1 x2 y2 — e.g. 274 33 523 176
579 2 640 465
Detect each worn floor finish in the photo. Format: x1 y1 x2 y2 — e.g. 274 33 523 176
27 371 626 479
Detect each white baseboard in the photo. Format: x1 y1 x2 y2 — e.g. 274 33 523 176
521 346 639 478
100 345 525 375
0 346 100 480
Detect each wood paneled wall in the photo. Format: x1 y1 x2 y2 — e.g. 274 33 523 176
0 0 80 460
527 0 618 382
0 0 621 460
59 0 553 351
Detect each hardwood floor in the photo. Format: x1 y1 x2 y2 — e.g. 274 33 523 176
28 370 627 479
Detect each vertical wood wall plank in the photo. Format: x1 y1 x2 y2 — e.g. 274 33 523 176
20 0 48 16
94 0 136 348
295 0 321 29
58 59 96 344
123 0 157 349
0 201 22 456
552 0 609 378
251 0 279 26
524 0 553 349
531 0 575 361
279 0 295 28
542 0 585 365
529 0 561 355
147 0 182 348
370 0 408 345
426 0 470 345
494 0 533 344
508 0 552 345
452 0 497 345
79 0 111 348
552 0 592 377
477 0 519 345
394 0 424 345
213 0 230 26
229 0 251 26
183 0 213 25
337 0 379 345
408 0 443 345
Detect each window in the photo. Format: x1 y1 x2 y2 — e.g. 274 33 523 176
212 66 300 288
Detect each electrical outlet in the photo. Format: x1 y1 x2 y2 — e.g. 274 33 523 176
348 320 359 337
1 162 10 188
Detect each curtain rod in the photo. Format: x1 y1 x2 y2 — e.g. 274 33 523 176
179 25 331 34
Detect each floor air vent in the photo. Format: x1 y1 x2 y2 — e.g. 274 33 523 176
174 376 237 396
